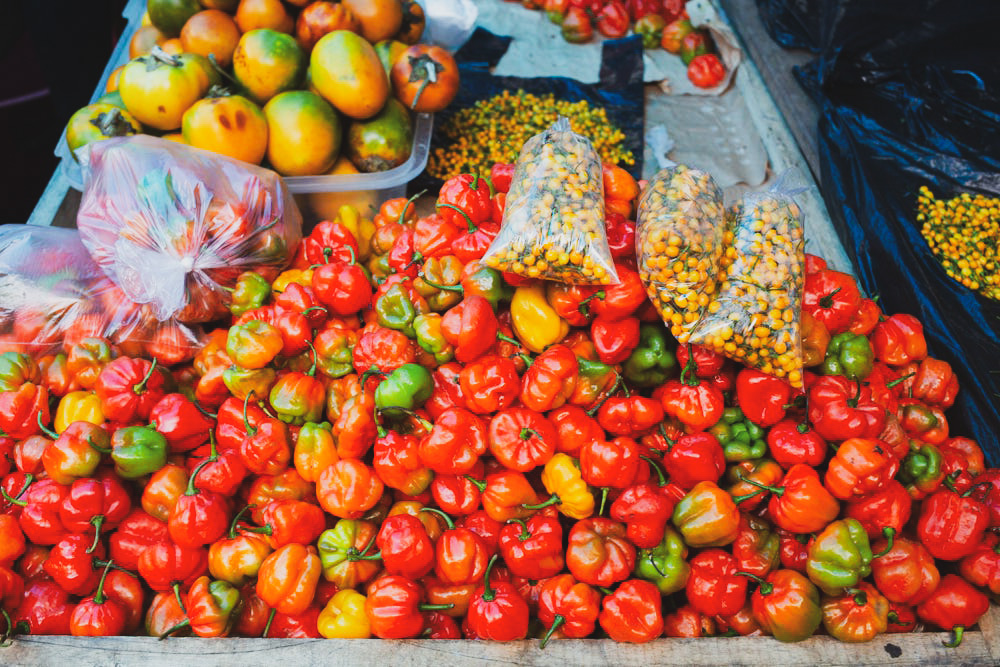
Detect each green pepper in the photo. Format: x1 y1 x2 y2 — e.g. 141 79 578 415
314 329 354 379
820 332 874 382
111 424 168 479
376 284 419 337
805 518 873 596
316 519 379 588
633 14 666 49
622 324 677 387
710 407 768 462
413 313 455 364
898 442 944 498
222 365 277 402
635 525 690 594
229 271 271 317
463 265 512 310
414 257 464 312
374 363 433 411
573 357 617 407
0 352 39 392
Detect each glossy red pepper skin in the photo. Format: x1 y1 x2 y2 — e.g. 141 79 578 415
736 369 792 428
150 393 214 453
598 579 663 643
580 437 641 492
431 461 485 516
259 499 325 548
376 514 435 579
365 575 431 639
610 482 676 549
43 534 106 595
871 535 940 606
871 314 927 367
419 407 488 475
95 357 168 422
663 432 725 490
352 324 417 381
466 563 530 641
766 464 840 534
19 479 70 545
519 345 578 412
767 419 827 469
916 574 990 642
0 383 50 440
566 518 636 587
537 573 601 641
843 480 912 541
137 540 209 592
807 375 885 441
959 532 1000 595
591 316 641 365
434 522 490 586
686 548 749 617
802 269 862 335
916 487 990 561
597 396 664 437
498 515 564 580
15 579 75 635
441 296 499 363
59 471 132 538
109 508 170 570
487 407 556 472
550 405 604 457
660 372 724 432
460 355 519 415
824 437 900 501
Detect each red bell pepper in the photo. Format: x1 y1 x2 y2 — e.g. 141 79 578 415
824 437 899 500
138 540 208 592
742 464 840 534
466 555 530 641
499 515 564 580
519 344 578 412
59 471 131 551
596 394 664 437
441 296 499 363
95 357 168 422
488 407 556 472
686 548 749 617
566 518 636 587
17 478 70 545
609 475 676 549
0 383 50 440
549 405 604 457
460 355 520 415
15 579 75 636
916 484 990 561
843 480 912 541
591 316 641 365
871 314 927 367
418 407 488 475
150 393 214 453
297 219 358 267
807 375 885 441
736 369 792 428
959 532 1000 595
537 574 600 646
598 579 663 643
316 459 384 520
767 418 826 469
733 514 780 578
375 513 435 579
108 508 169 571
660 357 725 431
662 431 725 490
916 573 990 647
871 535 939 606
802 269 862 334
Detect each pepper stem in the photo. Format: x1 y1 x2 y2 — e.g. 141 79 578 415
418 603 455 611
133 358 158 395
736 473 785 497
872 526 896 558
463 475 487 492
436 202 477 234
507 518 531 542
818 286 842 309
36 412 58 439
419 506 455 531
521 493 561 510
943 625 965 648
305 340 318 378
173 582 187 614
359 365 386 387
480 554 499 602
885 372 915 389
731 488 766 504
92 559 113 605
0 473 32 507
519 427 543 441
680 344 700 386
192 400 217 420
398 190 426 226
262 608 276 639
576 291 605 317
242 390 258 438
736 571 773 595
185 457 214 496
157 619 191 641
417 275 463 292
496 332 521 346
540 615 565 649
86 515 105 554
228 504 255 539
376 406 433 431
639 455 667 487
598 487 609 516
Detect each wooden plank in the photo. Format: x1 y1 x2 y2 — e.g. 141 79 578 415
4 606 997 667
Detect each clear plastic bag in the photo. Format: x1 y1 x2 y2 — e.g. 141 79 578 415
687 185 806 387
77 135 302 323
483 117 618 285
0 225 203 364
635 165 729 342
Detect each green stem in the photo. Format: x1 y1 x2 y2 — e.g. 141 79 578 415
242 390 258 438
305 340 318 378
507 518 531 542
418 603 455 611
92 559 113 605
1 473 32 506
262 608 276 639
736 571 773 595
133 358 158 395
464 475 487 493
36 412 58 439
872 526 896 558
481 554 499 602
540 615 564 649
228 504 256 539
496 332 521 346
417 275 463 292
736 473 785 496
640 456 667 487
436 202 477 234
86 515 104 554
943 626 965 648
185 457 214 496
158 619 191 641
419 506 455 531
598 487 609 516
522 493 561 510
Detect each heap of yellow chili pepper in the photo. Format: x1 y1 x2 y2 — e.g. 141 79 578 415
427 90 634 181
917 185 1000 301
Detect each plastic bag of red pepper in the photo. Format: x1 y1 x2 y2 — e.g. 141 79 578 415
0 161 996 646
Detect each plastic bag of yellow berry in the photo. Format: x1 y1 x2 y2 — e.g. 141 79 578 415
635 165 730 342
687 178 807 387
482 117 618 285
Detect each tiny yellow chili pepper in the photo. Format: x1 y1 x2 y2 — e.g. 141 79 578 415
271 268 314 293
318 589 371 639
510 284 570 353
540 453 594 520
54 390 105 433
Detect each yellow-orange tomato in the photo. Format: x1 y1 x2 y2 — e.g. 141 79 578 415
119 51 212 130
235 0 294 34
390 45 459 113
342 0 402 43
105 65 125 93
233 28 307 104
295 1 359 52
373 39 407 78
161 38 184 54
181 10 241 68
182 94 269 164
263 90 341 176
129 25 167 58
65 104 143 158
396 0 425 44
310 30 388 119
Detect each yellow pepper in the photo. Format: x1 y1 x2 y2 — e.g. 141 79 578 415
510 284 570 353
271 268 314 293
54 390 105 434
317 589 371 639
335 205 376 261
540 453 594 520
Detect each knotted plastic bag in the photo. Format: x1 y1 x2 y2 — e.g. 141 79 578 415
77 135 301 323
483 117 618 285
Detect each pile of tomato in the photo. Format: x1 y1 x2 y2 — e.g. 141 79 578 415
511 0 728 88
65 0 459 178
0 162 997 645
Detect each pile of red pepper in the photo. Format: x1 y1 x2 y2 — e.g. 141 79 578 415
509 0 727 88
0 162 997 646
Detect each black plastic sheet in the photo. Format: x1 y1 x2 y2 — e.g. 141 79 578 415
772 0 1000 463
410 28 644 194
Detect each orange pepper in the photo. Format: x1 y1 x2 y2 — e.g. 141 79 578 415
255 543 322 616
